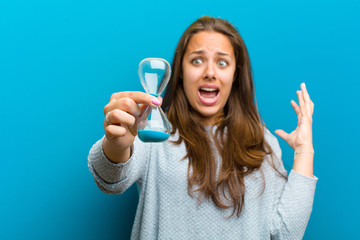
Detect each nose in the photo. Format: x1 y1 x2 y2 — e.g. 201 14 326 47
204 62 216 80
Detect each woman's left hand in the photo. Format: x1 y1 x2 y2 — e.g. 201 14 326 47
275 83 315 153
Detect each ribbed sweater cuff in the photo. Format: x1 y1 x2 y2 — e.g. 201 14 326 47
289 170 318 183
89 136 132 184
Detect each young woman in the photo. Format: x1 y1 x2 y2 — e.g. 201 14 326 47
88 16 317 239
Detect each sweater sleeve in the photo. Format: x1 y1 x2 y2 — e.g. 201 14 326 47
87 136 149 194
267 131 318 239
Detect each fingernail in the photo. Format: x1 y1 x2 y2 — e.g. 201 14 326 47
301 82 305 88
151 98 161 106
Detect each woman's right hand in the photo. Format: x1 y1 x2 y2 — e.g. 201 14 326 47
102 91 161 163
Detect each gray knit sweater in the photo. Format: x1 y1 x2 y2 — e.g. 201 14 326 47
88 128 317 240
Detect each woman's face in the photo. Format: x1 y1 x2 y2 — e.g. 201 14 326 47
182 31 236 125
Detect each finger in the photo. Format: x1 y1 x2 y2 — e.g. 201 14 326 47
138 104 150 117
105 97 142 117
290 100 301 125
297 90 307 117
130 105 150 131
136 96 161 118
110 91 161 107
300 83 312 105
311 101 314 115
158 95 163 104
275 129 289 142
106 109 136 127
128 105 151 136
300 83 312 115
291 100 301 115
105 124 128 137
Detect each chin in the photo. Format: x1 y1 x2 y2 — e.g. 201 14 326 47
196 106 223 120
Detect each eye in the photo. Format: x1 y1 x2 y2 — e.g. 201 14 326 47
192 58 203 65
218 60 228 67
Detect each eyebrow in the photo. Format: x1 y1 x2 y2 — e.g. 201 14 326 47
188 50 231 57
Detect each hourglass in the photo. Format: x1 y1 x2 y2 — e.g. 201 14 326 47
137 58 171 142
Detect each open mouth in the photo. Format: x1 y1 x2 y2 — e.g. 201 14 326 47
199 87 219 98
198 86 220 105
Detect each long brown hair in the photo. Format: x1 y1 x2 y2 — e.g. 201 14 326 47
163 16 277 217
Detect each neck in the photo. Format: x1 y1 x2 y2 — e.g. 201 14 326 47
190 109 224 127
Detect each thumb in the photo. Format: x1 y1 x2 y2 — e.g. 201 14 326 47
157 96 163 105
130 105 151 136
275 129 288 142
139 103 150 117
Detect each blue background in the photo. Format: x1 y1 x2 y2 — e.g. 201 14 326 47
1 0 359 239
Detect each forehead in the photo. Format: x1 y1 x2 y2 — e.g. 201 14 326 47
185 31 234 55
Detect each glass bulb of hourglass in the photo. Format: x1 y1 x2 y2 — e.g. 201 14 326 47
137 58 171 142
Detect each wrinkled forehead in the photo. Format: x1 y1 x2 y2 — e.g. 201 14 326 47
184 31 235 57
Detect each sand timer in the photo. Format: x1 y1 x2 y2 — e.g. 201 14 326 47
137 58 171 142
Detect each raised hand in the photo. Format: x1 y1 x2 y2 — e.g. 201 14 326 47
275 83 315 177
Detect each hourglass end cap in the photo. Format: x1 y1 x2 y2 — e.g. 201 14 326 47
139 58 170 67
138 58 171 95
138 130 170 142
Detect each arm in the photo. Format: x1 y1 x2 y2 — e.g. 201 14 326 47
268 134 318 239
88 136 149 194
88 91 161 194
275 82 315 177
271 82 317 238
